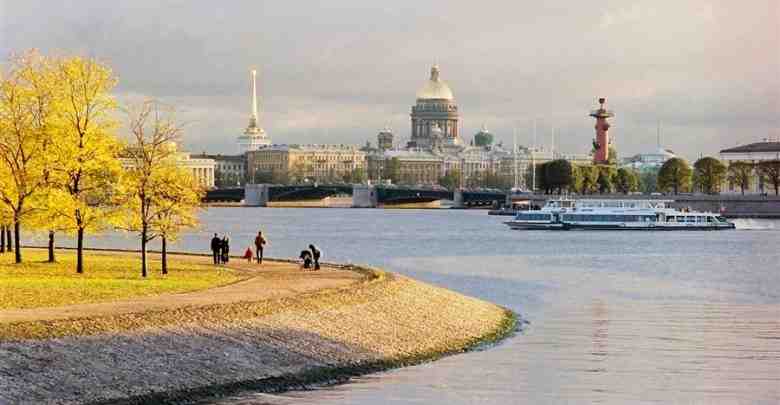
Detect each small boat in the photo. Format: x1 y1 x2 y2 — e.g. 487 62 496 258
504 198 736 231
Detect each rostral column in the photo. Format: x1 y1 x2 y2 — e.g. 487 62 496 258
590 97 614 164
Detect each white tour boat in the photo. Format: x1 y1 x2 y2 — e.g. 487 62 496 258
504 198 736 231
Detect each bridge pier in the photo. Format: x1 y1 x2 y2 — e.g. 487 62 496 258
244 184 269 207
352 185 377 208
453 190 465 208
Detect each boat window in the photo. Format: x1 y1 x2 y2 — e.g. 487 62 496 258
716 216 728 223
517 213 551 221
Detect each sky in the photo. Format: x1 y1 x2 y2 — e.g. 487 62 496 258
1 1 778 159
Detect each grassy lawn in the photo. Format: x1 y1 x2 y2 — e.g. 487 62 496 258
0 249 241 310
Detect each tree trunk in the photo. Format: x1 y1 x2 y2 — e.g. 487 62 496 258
141 228 148 278
13 221 21 264
161 236 168 275
48 231 55 263
76 227 84 273
0 226 5 253
775 184 779 196
6 226 12 251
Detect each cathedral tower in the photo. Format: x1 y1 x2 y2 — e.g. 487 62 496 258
237 68 271 154
408 65 461 149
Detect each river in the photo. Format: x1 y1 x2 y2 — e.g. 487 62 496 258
33 208 780 404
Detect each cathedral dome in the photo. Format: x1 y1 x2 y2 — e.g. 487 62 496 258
416 65 454 100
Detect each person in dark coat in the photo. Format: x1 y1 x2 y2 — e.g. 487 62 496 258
309 244 321 270
299 250 313 269
254 231 267 264
210 233 221 264
221 236 230 263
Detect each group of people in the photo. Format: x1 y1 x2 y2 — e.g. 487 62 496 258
299 244 321 270
210 234 231 264
211 230 321 270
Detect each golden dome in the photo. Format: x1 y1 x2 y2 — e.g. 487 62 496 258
416 65 454 100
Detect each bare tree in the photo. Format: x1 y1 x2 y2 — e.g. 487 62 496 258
119 100 186 277
758 161 780 195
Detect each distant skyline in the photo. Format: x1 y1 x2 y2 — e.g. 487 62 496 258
2 1 778 160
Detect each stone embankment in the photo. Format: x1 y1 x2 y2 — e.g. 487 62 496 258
0 254 515 404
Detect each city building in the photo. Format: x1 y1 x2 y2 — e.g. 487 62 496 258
247 144 367 183
407 65 462 149
621 147 677 171
120 142 216 189
363 65 607 190
363 65 513 187
191 153 246 187
377 127 394 151
237 69 271 154
720 139 780 194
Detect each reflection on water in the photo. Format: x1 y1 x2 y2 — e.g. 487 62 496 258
590 299 609 371
29 208 780 404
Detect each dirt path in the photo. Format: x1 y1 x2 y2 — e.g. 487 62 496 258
0 253 364 324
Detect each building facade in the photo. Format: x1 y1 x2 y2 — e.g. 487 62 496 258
120 144 216 189
621 147 677 171
720 140 780 194
177 152 217 189
192 153 246 187
247 144 367 183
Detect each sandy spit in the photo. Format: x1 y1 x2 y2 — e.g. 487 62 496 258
0 267 516 405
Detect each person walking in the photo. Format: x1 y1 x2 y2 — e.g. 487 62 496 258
254 231 267 264
221 236 230 263
210 233 221 264
309 244 321 270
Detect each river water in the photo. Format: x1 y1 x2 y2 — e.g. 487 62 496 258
38 208 780 404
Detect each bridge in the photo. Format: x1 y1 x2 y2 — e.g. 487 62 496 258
204 184 506 208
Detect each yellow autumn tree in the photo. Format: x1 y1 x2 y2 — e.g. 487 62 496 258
119 100 201 277
149 161 203 274
0 50 57 263
47 56 122 273
0 205 12 254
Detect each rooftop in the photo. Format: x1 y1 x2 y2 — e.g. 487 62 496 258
192 153 245 161
416 64 454 100
720 141 780 154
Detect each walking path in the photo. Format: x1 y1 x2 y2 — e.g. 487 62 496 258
0 253 364 324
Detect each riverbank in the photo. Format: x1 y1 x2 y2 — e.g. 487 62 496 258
0 249 516 404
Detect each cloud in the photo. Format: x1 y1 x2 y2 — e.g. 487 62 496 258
1 0 777 160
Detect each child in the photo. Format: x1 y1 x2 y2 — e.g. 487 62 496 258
299 250 313 270
243 247 253 263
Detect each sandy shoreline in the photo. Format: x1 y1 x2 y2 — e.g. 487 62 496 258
0 250 516 404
